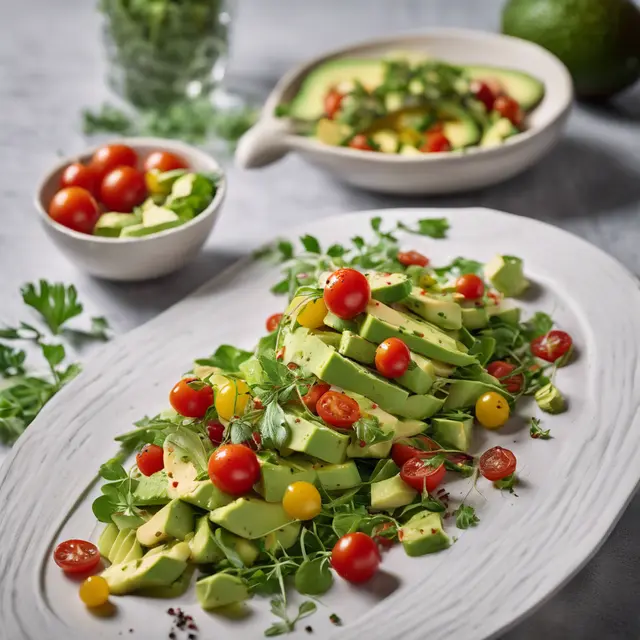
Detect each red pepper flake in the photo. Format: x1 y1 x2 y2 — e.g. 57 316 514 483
431 528 438 534
172 481 179 488
167 447 174 453
295 418 301 423
386 281 392 285
420 290 427 296
371 403 378 409
254 398 264 410
167 472 173 479
398 530 404 541
287 362 299 370
359 440 366 447
419 529 424 534
276 347 285 360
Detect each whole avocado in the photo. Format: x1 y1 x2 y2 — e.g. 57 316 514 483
502 0 640 99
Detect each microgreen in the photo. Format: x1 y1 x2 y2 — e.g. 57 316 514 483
455 504 479 529
530 417 552 440
352 414 392 446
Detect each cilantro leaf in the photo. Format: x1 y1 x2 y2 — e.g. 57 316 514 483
21 281 83 335
530 417 552 439
278 241 294 260
327 244 346 258
259 401 290 449
455 504 479 529
522 312 554 340
194 344 252 372
264 621 291 637
0 344 26 377
432 257 483 281
300 235 321 254
353 414 392 446
399 217 449 238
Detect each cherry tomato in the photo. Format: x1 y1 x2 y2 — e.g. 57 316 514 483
470 80 497 111
475 391 510 429
60 163 99 196
296 298 328 329
282 481 322 520
375 338 411 379
348 134 374 151
207 420 225 445
331 532 381 583
316 391 361 429
421 131 452 153
143 150 188 173
372 522 396 549
530 330 573 363
324 88 345 119
397 251 429 267
302 382 331 414
494 95 523 127
169 378 213 418
266 313 283 332
54 539 101 574
136 443 164 476
208 444 260 495
79 576 110 608
391 435 441 468
400 457 446 493
479 446 517 481
100 166 147 212
323 268 370 320
48 187 101 234
486 361 524 394
90 143 138 181
215 379 251 421
243 431 262 451
456 273 485 299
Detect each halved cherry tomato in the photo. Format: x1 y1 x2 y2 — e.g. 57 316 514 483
136 443 164 476
421 131 451 153
54 539 101 574
100 166 147 212
391 435 441 468
479 446 517 481
143 150 188 173
486 360 524 394
90 143 138 181
348 135 374 151
265 313 283 333
48 187 101 234
375 338 411 379
324 88 345 119
530 330 573 363
456 273 485 299
323 268 370 319
400 457 446 493
372 522 397 549
331 532 381 583
207 420 225 445
60 163 99 197
169 378 213 418
302 382 331 414
397 250 429 267
316 391 361 429
208 444 260 495
494 95 523 127
470 80 497 111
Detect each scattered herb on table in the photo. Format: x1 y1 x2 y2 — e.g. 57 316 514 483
530 417 552 440
455 504 479 529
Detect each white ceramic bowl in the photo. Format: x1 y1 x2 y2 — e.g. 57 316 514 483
236 29 573 194
36 137 226 281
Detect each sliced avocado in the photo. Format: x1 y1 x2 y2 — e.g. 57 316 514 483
461 306 489 330
108 528 132 562
399 393 446 420
98 523 120 558
189 516 223 564
442 116 482 149
138 565 195 598
463 65 544 111
431 416 474 451
195 574 250 610
443 379 509 411
292 457 362 491
371 130 400 154
399 511 451 556
370 474 417 510
323 311 361 333
315 118 352 146
367 272 412 304
180 480 234 512
397 352 436 395
484 255 530 297
313 330 342 349
535 383 566 414
132 471 170 506
210 497 294 540
402 288 463 330
136 499 195 548
94 212 140 238
338 331 376 365
254 453 316 502
109 529 144 565
480 117 519 147
142 205 182 230
264 521 302 553
283 410 350 464
395 417 428 440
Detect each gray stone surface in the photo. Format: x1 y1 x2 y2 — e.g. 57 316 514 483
1 0 639 638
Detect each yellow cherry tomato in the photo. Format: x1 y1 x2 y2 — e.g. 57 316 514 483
282 481 322 520
296 297 328 329
79 575 110 608
475 391 510 429
215 379 251 421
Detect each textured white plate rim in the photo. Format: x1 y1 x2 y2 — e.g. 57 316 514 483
1 207 639 640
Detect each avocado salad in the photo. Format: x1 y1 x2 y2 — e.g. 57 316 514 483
54 217 574 634
279 56 544 154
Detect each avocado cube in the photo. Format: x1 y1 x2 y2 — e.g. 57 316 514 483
396 352 436 395
366 272 412 304
283 412 350 464
535 383 566 414
195 574 249 610
338 331 376 365
139 565 195 598
218 530 260 567
461 306 489 330
403 288 463 330
254 454 317 502
264 521 302 554
432 417 474 452
395 418 428 440
189 516 223 564
179 480 234 511
210 498 294 540
323 311 361 333
370 474 417 510
136 499 195 548
443 379 510 411
399 511 451 557
484 255 529 297
293 457 362 491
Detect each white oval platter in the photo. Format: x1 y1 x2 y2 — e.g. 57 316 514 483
1 207 639 640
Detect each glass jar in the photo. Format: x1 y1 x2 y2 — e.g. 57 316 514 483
101 0 233 110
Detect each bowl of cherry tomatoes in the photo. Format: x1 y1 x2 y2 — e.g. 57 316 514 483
35 138 226 281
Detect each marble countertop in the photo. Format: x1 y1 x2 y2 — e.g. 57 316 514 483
1 0 639 638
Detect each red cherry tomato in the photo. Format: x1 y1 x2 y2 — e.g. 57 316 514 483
243 431 262 451
400 457 446 493
397 251 429 267
425 122 444 134
143 150 188 173
90 143 138 181
316 391 361 429
372 522 396 549
136 444 164 476
494 95 523 127
421 131 452 153
48 187 101 234
207 420 225 445
479 446 517 481
456 273 485 299
53 539 101 574
169 378 213 418
391 435 441 468
324 88 345 119
348 135 374 151
265 313 283 333
302 382 331 414
331 532 381 584
323 268 370 320
100 166 147 212
208 444 261 495
60 163 99 196
530 330 573 363
470 80 497 111
486 361 524 394
375 338 411 379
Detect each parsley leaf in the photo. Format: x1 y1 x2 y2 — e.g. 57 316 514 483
259 400 289 449
300 235 321 254
432 257 483 281
0 344 26 377
530 417 552 439
522 312 554 340
455 504 479 529
494 473 518 492
353 414 392 446
399 217 450 238
21 281 83 335
194 344 252 372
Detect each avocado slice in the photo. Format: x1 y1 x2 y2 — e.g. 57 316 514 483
399 511 451 556
196 574 250 610
460 306 489 330
264 521 302 554
138 565 195 599
535 382 566 414
136 499 195 548
370 474 418 510
283 410 350 464
97 523 119 558
370 130 400 154
338 331 377 364
463 65 544 111
484 255 530 298
402 288 463 330
109 529 144 565
292 457 362 491
324 311 362 333
94 212 141 238
443 379 510 411
480 117 519 148
189 516 224 564
367 272 412 304
254 453 317 502
396 353 436 395
210 497 294 540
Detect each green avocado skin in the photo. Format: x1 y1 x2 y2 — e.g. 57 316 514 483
502 0 640 98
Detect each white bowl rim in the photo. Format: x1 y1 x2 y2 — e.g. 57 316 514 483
35 136 227 244
261 28 574 163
